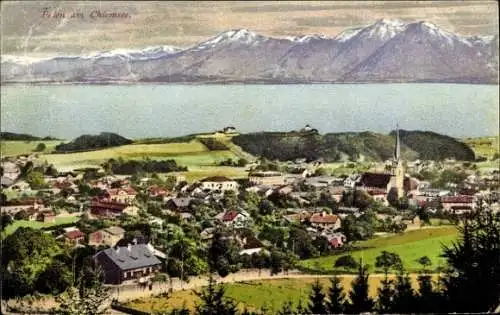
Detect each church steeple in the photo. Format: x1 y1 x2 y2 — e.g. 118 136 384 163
394 125 400 161
391 124 405 200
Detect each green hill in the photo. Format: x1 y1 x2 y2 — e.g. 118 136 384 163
232 130 475 162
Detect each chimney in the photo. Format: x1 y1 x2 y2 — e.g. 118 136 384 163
321 211 326 217
128 243 132 251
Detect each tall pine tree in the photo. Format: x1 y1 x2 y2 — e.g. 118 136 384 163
392 267 416 313
376 275 394 313
327 275 345 314
307 279 328 314
441 211 500 313
195 275 237 315
277 301 295 315
345 262 374 314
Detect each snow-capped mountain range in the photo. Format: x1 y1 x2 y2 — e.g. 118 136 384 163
1 19 498 84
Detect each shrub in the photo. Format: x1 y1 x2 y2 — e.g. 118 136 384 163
335 255 359 269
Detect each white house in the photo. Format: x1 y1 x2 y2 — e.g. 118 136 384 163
200 176 238 192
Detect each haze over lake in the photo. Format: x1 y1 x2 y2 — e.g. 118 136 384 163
1 84 498 140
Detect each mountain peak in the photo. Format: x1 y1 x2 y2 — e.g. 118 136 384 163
366 19 406 39
197 28 264 48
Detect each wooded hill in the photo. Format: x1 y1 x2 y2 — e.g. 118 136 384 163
54 132 132 152
1 132 59 141
232 130 476 162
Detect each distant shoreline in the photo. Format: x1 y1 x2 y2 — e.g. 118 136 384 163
1 80 498 86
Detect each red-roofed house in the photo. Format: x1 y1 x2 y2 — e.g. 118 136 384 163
309 212 341 230
90 200 139 218
441 195 475 211
216 210 251 228
364 187 389 206
105 187 137 204
64 229 85 246
89 226 126 247
148 186 169 198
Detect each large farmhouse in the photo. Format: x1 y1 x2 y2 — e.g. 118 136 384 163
94 244 162 284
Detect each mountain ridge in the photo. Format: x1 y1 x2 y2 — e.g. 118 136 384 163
1 19 498 84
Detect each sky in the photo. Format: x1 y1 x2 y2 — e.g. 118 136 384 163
1 1 498 56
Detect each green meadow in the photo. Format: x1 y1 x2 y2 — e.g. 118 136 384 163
299 227 458 273
0 140 64 156
2 216 80 237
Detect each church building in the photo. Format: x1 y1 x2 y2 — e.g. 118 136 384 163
357 127 412 200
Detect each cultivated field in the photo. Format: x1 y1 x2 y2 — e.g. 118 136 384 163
33 139 246 180
462 136 499 160
299 227 458 273
125 274 437 313
0 140 64 156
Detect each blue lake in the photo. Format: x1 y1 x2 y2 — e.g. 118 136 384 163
1 84 498 139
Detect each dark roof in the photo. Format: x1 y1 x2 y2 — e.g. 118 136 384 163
90 200 128 211
360 172 412 191
95 244 161 271
168 197 193 208
201 176 233 182
360 173 391 189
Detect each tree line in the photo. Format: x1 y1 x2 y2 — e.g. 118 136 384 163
102 157 188 175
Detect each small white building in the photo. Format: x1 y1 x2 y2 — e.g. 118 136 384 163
200 176 238 192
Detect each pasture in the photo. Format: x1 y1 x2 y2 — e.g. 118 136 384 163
2 215 80 237
1 140 64 156
299 227 458 273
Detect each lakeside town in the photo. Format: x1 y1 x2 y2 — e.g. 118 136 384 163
1 126 499 314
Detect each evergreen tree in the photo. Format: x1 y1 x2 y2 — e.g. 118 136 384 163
345 262 374 314
57 266 110 315
441 211 500 312
295 300 306 315
195 275 237 315
416 274 438 313
307 279 328 314
326 275 345 314
392 267 416 313
277 301 295 315
376 275 394 313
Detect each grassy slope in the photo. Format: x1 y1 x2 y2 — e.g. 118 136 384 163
40 140 235 168
2 216 80 237
0 140 64 156
300 227 458 273
462 136 499 159
126 275 436 313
